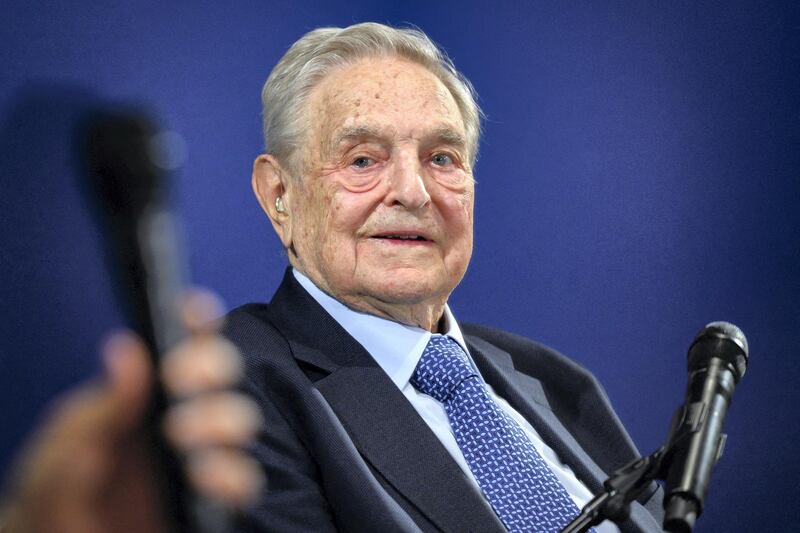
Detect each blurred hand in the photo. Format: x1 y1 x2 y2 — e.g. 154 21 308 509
1 291 263 533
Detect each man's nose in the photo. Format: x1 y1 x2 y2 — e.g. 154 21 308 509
386 150 431 210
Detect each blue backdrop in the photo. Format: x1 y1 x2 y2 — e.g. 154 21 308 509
2 1 798 531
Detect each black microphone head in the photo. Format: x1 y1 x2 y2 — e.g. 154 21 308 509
83 110 164 217
687 321 748 382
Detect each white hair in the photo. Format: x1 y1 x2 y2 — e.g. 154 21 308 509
261 22 482 177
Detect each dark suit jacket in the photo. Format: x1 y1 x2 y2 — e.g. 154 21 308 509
224 270 664 532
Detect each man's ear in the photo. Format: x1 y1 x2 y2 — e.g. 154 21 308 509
252 154 293 250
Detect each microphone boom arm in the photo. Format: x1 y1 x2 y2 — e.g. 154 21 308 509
561 447 667 533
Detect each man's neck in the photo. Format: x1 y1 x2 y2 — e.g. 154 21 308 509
342 296 446 333
292 265 447 333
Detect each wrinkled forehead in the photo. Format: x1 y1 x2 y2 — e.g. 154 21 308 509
305 56 466 152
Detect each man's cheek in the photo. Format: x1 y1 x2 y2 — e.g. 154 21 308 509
435 185 472 211
330 197 372 233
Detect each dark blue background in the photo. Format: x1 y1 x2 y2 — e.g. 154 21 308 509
2 2 798 530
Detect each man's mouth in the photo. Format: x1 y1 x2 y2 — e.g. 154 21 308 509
371 232 431 242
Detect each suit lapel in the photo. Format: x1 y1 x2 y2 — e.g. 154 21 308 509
466 336 609 494
266 270 505 532
315 365 504 532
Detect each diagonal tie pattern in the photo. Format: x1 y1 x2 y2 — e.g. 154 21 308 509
411 335 592 533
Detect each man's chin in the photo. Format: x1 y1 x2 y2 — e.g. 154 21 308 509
362 273 449 305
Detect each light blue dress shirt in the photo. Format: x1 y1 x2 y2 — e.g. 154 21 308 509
293 269 619 533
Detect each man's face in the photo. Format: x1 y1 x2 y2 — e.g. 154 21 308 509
288 56 474 320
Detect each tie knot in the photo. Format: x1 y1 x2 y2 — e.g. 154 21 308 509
411 336 478 403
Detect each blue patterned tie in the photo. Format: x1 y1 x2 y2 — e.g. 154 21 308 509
411 335 591 533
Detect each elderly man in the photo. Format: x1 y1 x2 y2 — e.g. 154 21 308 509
230 22 663 533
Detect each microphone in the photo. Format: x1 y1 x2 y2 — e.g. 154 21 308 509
83 110 228 533
662 321 749 533
84 110 187 355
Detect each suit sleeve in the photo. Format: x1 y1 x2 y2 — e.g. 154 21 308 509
235 374 338 533
223 307 338 533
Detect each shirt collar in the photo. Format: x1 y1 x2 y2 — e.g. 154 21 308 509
292 268 470 389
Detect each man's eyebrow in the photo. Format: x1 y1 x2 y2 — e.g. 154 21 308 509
332 125 388 146
329 125 467 152
426 127 467 149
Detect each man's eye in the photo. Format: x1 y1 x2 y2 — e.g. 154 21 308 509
352 156 374 169
431 153 454 166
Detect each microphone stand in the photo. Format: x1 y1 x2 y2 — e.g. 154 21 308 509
561 447 666 533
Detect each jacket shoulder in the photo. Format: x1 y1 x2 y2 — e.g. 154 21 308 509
220 303 307 393
461 322 598 386
222 303 284 357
